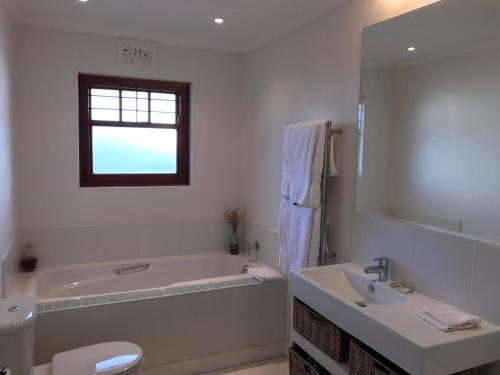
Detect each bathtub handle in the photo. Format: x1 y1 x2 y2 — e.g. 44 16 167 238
115 264 150 276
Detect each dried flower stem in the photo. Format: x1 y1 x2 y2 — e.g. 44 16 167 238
224 209 245 232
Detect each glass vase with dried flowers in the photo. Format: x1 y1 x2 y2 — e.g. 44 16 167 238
224 209 245 255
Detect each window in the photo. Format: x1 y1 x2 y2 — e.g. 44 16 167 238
78 74 190 187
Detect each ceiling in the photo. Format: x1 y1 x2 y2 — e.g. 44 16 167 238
5 0 349 53
362 0 500 68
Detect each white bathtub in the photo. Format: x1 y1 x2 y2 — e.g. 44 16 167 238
19 253 287 373
25 253 250 301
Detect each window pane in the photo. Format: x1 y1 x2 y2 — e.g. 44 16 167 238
137 111 148 122
122 110 137 122
92 127 177 174
122 98 137 111
151 112 176 124
91 96 119 109
151 92 176 101
138 99 149 111
122 90 137 98
91 89 119 97
137 91 148 99
150 100 176 113
91 109 119 121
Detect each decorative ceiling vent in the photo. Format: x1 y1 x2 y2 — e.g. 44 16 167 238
118 38 158 67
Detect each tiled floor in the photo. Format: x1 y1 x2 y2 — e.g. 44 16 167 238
203 357 289 375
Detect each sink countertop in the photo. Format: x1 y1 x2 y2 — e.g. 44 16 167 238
289 263 500 375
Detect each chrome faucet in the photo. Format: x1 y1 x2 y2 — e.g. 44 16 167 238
364 257 389 282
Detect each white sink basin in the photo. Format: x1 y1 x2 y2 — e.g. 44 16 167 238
289 263 500 375
301 266 407 306
344 269 407 305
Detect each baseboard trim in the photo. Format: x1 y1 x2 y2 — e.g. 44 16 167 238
143 342 286 375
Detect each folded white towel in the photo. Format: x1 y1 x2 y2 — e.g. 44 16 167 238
424 306 482 327
417 306 482 332
248 266 285 282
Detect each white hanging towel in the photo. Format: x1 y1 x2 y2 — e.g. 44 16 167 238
279 198 292 274
279 198 314 274
279 120 338 274
307 208 322 268
281 121 323 208
281 121 337 208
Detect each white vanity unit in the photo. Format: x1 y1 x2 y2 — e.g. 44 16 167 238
289 263 500 375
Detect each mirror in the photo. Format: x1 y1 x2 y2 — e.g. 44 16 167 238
356 0 500 243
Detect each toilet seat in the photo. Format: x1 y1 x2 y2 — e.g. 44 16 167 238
51 342 143 375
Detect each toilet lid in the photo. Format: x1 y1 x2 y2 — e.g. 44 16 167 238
52 342 143 375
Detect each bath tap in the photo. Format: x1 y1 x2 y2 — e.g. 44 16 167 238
364 257 389 282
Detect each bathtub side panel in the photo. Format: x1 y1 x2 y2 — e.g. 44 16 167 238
34 282 287 369
230 281 287 351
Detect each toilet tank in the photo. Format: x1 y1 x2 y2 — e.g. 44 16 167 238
0 298 36 375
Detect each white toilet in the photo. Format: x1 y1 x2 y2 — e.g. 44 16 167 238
0 298 143 375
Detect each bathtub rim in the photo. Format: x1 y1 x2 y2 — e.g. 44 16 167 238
34 273 266 315
35 273 259 304
14 252 261 302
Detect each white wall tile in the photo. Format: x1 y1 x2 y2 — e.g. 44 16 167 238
176 219 228 254
139 222 179 258
0 0 15 295
469 243 500 325
351 212 414 283
245 220 280 271
410 227 474 310
20 219 228 268
1 237 19 297
352 211 500 331
96 224 144 262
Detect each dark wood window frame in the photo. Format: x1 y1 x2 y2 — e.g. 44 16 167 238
78 73 190 187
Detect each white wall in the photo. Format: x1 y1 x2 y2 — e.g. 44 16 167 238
14 27 245 265
241 0 439 268
389 47 500 242
0 0 15 294
7 1 500 372
243 3 500 371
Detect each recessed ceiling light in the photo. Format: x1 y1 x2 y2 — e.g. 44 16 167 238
78 0 88 3
214 17 225 25
407 46 416 52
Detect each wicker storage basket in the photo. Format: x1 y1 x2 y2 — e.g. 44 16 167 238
350 339 485 375
349 340 409 375
290 345 330 375
293 298 350 362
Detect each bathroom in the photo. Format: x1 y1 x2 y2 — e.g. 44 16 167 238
1 0 500 374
